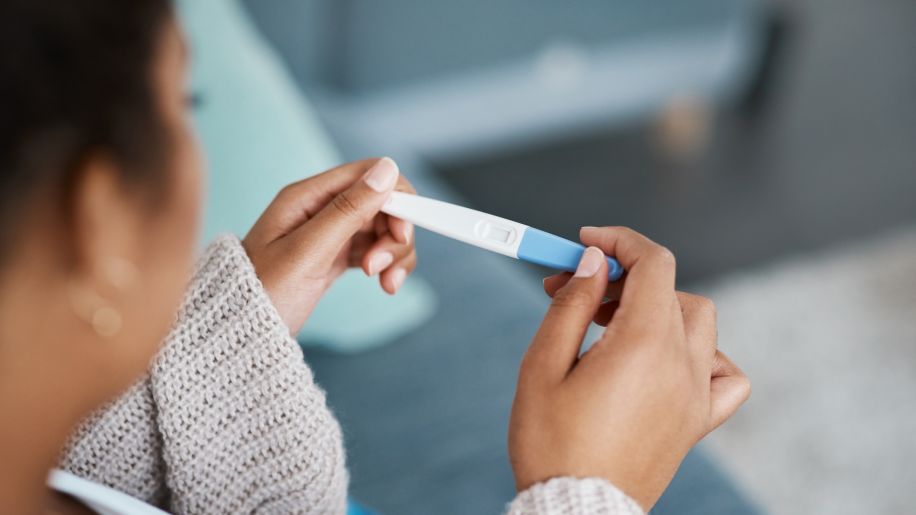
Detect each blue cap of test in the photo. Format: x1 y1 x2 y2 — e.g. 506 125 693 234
517 227 624 281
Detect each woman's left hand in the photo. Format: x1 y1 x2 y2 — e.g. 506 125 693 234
243 158 416 334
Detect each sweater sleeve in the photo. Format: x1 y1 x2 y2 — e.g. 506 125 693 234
507 477 645 515
58 379 169 507
150 235 348 515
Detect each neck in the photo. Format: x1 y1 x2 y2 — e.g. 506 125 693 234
0 273 97 514
0 360 87 514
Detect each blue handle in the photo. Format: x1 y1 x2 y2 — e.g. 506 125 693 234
517 227 624 281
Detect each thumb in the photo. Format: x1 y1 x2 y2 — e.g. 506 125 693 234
521 247 609 386
292 158 399 268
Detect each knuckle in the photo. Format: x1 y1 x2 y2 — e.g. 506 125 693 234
400 252 418 271
651 246 677 267
330 191 361 219
275 182 298 202
551 286 594 309
617 226 638 237
739 375 752 399
396 176 417 193
677 291 696 303
616 226 643 243
696 296 717 317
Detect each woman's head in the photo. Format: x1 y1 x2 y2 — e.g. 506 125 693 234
0 0 203 408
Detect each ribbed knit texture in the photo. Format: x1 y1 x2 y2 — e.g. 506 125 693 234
60 235 643 515
61 235 347 514
507 477 645 515
59 379 168 507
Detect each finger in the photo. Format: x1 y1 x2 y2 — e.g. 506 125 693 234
522 247 608 386
387 215 413 245
543 273 624 303
373 212 388 237
291 158 400 270
346 232 377 266
380 251 416 294
707 351 751 432
273 158 387 213
544 274 624 326
248 158 381 244
677 292 718 362
387 180 417 244
580 226 677 324
542 273 571 296
395 175 417 195
362 234 415 276
593 300 620 326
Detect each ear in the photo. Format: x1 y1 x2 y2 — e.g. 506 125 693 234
69 154 143 292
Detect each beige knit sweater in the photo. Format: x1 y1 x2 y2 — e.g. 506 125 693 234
60 235 643 515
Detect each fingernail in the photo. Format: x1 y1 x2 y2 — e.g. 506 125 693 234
389 267 407 291
574 247 603 278
401 223 413 243
364 157 399 192
368 251 394 275
581 226 597 233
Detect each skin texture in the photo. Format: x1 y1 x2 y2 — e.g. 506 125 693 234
509 226 751 511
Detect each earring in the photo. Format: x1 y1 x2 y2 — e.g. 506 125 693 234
68 283 123 338
68 257 136 339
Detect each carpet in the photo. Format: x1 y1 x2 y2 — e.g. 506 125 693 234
700 225 916 514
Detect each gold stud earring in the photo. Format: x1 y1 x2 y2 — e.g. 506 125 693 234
90 305 122 338
68 257 135 339
68 282 121 339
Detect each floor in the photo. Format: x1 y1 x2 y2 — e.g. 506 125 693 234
700 226 916 514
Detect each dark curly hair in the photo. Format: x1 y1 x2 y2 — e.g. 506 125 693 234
0 0 174 258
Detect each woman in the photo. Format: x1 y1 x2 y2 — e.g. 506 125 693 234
0 1 750 514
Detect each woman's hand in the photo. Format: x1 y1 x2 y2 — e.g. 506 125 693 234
508 226 750 511
243 158 416 334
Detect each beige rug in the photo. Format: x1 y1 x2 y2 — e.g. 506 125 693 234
698 227 916 514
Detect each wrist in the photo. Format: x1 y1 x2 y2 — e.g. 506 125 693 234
511 477 645 515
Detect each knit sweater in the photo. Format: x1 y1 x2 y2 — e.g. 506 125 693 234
59 235 643 515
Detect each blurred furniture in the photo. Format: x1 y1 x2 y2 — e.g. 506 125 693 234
245 0 768 161
178 0 437 353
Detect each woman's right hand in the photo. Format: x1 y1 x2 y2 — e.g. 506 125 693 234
243 158 416 335
508 226 750 511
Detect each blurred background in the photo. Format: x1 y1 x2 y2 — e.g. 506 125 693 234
185 0 916 513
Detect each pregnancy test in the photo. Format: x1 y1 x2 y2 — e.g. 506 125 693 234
382 192 623 281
